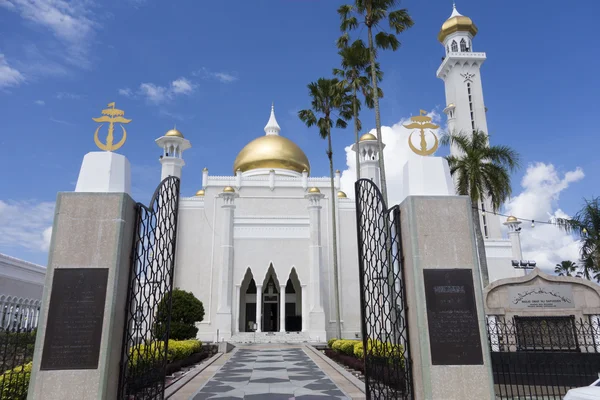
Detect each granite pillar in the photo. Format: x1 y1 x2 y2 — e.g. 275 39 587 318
400 195 494 400
28 193 136 400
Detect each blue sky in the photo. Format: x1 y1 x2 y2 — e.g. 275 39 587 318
0 0 598 268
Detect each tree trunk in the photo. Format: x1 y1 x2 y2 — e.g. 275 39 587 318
328 128 343 339
367 25 388 205
353 87 361 181
471 204 490 287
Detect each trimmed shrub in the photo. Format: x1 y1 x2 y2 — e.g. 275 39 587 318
327 338 338 348
154 289 205 340
0 362 32 400
354 341 364 358
340 340 360 356
331 339 344 352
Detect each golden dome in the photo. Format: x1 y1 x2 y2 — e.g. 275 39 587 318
359 133 377 141
195 189 205 197
233 134 310 174
223 186 235 193
203 167 208 172
438 6 477 43
337 191 347 198
506 216 518 223
165 128 184 138
308 187 321 194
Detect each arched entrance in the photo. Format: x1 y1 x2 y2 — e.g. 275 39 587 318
261 268 280 332
239 268 257 332
284 268 302 332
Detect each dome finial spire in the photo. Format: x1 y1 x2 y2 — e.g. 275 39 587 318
264 102 281 136
450 2 462 17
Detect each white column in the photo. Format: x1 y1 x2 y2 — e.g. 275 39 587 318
280 284 286 332
215 190 237 339
305 189 327 339
301 285 308 332
255 284 262 332
503 217 525 277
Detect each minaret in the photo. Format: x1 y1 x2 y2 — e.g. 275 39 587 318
503 216 526 276
352 133 385 188
156 128 191 181
437 4 502 239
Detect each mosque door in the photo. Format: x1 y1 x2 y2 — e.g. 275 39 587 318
262 277 279 332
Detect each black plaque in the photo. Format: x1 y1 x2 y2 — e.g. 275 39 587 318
41 268 109 370
423 269 483 365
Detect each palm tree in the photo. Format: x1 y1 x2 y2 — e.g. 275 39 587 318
338 0 414 204
298 78 352 339
555 261 578 277
577 257 598 280
557 197 600 282
334 35 383 181
441 130 520 287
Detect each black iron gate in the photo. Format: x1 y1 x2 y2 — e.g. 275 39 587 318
355 179 413 400
487 315 600 399
118 176 181 399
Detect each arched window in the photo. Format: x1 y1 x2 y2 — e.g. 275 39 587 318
460 38 467 52
451 40 458 52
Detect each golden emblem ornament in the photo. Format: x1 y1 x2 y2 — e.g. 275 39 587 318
403 110 440 156
92 102 132 152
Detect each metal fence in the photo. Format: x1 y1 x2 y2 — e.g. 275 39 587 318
355 179 413 400
118 176 181 399
487 315 600 399
0 300 40 399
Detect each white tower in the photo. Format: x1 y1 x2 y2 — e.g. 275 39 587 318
436 4 502 239
156 128 191 181
352 133 385 189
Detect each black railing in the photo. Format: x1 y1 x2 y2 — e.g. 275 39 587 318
0 305 39 400
118 176 181 399
487 315 600 399
355 179 413 400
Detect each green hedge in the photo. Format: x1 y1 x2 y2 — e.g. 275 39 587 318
0 362 32 400
328 338 405 366
0 339 203 398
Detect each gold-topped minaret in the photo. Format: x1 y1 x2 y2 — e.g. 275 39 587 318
92 102 132 152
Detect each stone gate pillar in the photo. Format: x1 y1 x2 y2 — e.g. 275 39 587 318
28 152 136 400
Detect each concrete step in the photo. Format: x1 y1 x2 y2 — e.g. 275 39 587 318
229 331 311 344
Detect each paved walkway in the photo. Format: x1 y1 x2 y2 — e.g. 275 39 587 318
189 347 350 399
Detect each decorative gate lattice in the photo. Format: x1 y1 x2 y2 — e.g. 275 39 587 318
355 179 413 400
118 176 181 399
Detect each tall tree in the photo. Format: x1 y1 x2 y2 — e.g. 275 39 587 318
298 78 352 339
334 35 383 180
557 197 600 282
338 0 414 204
441 130 520 287
554 260 578 277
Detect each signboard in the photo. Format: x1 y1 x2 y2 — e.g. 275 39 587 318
423 269 483 365
509 285 574 309
41 268 108 370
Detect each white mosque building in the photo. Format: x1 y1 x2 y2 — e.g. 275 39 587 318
159 5 523 343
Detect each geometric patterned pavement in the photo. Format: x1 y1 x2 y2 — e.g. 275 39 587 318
191 348 350 399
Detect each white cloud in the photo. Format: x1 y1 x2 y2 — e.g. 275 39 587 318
193 67 238 83
0 54 25 89
34 99 45 105
139 77 195 104
339 111 441 205
0 200 55 252
50 117 74 126
171 77 193 94
118 87 133 97
503 163 585 273
2 0 98 67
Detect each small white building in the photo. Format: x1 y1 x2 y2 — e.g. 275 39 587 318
0 253 45 331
